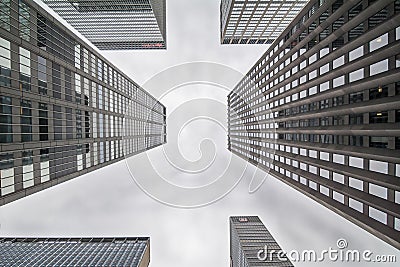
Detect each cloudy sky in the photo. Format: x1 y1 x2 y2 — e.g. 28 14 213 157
0 0 399 266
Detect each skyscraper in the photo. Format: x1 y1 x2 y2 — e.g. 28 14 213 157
0 0 167 206
228 0 400 249
42 0 166 50
0 237 150 267
230 216 293 267
220 0 308 44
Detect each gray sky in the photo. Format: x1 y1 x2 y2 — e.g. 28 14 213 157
0 0 399 266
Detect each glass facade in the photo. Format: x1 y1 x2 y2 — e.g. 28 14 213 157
0 237 150 267
230 216 293 267
42 0 166 50
0 0 167 205
228 0 400 249
221 0 308 44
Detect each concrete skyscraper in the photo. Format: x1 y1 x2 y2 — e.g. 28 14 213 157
220 0 308 44
0 0 167 205
230 216 293 267
0 237 150 267
228 0 400 249
42 0 167 50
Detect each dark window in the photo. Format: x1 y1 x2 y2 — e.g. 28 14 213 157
309 118 319 127
333 96 344 107
66 107 73 140
19 73 31 91
333 135 345 145
39 103 48 141
370 136 388 148
65 69 72 102
320 99 329 109
320 117 330 126
368 1 388 29
21 99 32 142
0 95 12 143
309 102 318 111
38 56 47 95
349 135 363 147
349 114 363 125
52 63 62 99
85 111 90 138
369 86 388 100
76 109 82 139
349 92 363 104
53 105 62 140
333 116 344 125
369 111 388 124
320 134 332 144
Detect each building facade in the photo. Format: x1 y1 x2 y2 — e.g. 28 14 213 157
230 216 293 267
0 0 167 206
0 237 150 267
228 0 400 249
220 0 308 44
42 0 166 50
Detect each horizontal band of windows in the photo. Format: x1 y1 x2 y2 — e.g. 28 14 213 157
228 136 400 164
245 1 395 91
229 145 399 217
230 143 400 191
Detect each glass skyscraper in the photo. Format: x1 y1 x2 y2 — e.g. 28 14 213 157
0 0 167 206
0 237 150 267
228 0 400 249
220 0 308 44
42 0 166 50
230 216 293 267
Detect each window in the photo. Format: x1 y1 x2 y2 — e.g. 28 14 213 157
0 37 11 87
0 0 11 31
349 46 363 61
39 103 48 141
370 59 388 76
75 73 81 104
0 153 14 195
76 109 82 139
369 136 388 148
0 96 12 143
349 69 364 82
66 108 73 140
22 151 34 188
370 33 388 52
369 207 387 224
74 44 80 68
19 47 31 91
19 0 30 41
64 69 72 101
369 86 388 100
38 56 47 95
369 111 388 124
53 63 61 98
53 105 63 140
349 177 363 191
40 149 50 183
20 99 32 142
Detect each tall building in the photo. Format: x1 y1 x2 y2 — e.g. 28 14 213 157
228 0 400 249
42 0 167 50
220 0 308 44
0 237 150 267
230 216 293 267
0 0 167 206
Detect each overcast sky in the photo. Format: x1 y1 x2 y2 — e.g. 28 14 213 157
0 0 399 266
